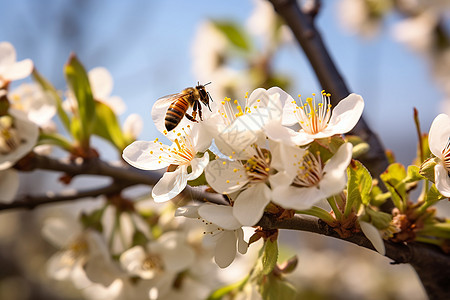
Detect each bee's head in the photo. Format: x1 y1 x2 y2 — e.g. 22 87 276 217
196 82 213 111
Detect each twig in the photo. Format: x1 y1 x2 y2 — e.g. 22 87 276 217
0 183 126 211
2 154 226 211
267 0 389 179
258 213 450 300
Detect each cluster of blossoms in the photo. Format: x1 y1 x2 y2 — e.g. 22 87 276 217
123 86 365 266
2 40 450 299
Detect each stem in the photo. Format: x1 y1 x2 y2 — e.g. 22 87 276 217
297 206 334 223
327 196 342 220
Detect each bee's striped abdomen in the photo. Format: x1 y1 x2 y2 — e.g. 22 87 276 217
165 97 189 131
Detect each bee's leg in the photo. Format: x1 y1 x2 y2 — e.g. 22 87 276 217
198 103 203 121
185 113 198 123
191 101 198 120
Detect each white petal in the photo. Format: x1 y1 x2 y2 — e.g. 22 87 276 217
205 159 248 194
159 241 195 272
120 246 154 279
186 152 209 181
122 140 171 170
265 120 306 147
323 143 353 176
214 117 260 157
3 59 33 81
327 93 364 135
0 42 16 67
152 167 187 202
281 95 300 126
198 204 242 230
271 184 325 210
233 184 271 226
435 164 450 197
104 96 126 115
0 111 39 170
89 67 113 100
359 221 385 255
42 217 81 248
123 113 143 139
190 122 213 153
215 231 237 268
269 138 306 174
175 205 200 218
428 114 450 158
0 169 19 203
46 252 75 280
236 228 248 254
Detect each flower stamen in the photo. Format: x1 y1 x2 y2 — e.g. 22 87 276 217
292 151 324 188
295 91 332 134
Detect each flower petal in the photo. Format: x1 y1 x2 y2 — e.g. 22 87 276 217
323 143 353 176
3 59 33 82
123 113 143 139
271 184 325 210
435 164 450 197
186 151 209 181
215 231 237 268
233 183 271 226
0 110 39 171
359 221 385 255
88 67 113 100
122 140 171 170
327 93 364 135
236 228 248 254
205 159 248 194
198 204 242 230
175 205 200 218
265 120 311 147
428 114 450 158
152 167 187 202
0 42 16 66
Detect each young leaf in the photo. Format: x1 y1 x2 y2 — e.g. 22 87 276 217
261 239 278 276
380 163 407 211
64 54 95 148
92 100 128 152
38 132 73 152
404 165 425 183
260 274 298 300
212 21 251 52
346 160 372 216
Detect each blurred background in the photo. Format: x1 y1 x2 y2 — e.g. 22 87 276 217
1 0 449 299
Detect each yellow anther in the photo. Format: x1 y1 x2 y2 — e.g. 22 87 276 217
223 161 226 165
226 180 230 183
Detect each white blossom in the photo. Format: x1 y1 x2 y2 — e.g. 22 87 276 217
0 42 33 88
428 113 450 197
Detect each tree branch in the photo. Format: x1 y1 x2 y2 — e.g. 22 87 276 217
267 0 389 179
1 154 225 211
258 214 450 300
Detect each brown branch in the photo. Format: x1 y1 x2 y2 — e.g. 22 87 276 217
258 214 450 300
268 0 389 179
1 154 226 211
0 183 126 211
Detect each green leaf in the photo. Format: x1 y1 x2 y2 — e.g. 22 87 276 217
261 239 278 276
212 21 251 52
38 132 73 152
425 184 446 203
380 163 407 211
365 207 392 230
404 165 425 183
346 160 372 216
64 54 95 148
32 69 71 132
92 101 128 151
260 274 298 300
420 156 439 183
207 276 248 300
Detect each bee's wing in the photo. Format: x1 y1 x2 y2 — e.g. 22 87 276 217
151 93 185 134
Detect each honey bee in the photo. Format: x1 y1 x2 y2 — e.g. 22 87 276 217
154 82 212 131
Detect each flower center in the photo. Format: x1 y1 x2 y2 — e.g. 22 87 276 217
0 115 21 154
142 253 164 272
244 147 271 183
153 126 196 166
442 137 450 172
292 150 324 188
294 91 332 135
61 237 89 265
218 92 261 125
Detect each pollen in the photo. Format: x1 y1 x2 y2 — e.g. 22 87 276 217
293 92 332 135
226 180 230 183
223 161 227 165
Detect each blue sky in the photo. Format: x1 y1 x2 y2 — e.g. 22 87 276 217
0 0 444 166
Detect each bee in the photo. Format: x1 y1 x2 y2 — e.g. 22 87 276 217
155 82 212 132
